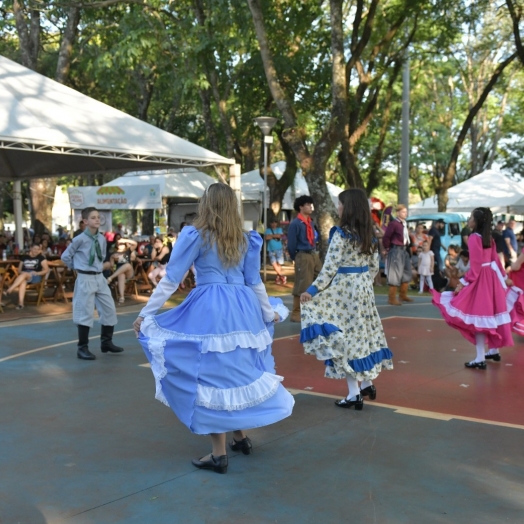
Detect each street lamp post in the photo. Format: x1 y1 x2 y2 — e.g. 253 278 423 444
254 116 278 283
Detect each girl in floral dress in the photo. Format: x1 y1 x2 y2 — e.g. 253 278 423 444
432 208 515 368
300 189 393 410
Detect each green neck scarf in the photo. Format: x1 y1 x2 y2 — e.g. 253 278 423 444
84 229 103 266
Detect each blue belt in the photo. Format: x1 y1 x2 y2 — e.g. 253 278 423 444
337 265 369 274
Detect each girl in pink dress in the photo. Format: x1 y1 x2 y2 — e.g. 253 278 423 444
432 208 515 369
508 252 524 337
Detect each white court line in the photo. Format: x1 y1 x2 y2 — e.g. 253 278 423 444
286 388 524 431
0 306 145 329
0 328 135 363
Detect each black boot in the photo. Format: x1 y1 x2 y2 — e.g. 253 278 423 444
100 325 124 353
77 325 96 360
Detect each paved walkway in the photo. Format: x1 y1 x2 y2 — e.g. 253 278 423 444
1 295 523 523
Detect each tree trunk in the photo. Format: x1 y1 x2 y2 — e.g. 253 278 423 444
507 0 524 66
199 88 220 153
134 70 155 121
486 90 509 169
0 181 5 232
17 3 81 235
13 0 39 71
130 210 138 235
29 178 54 235
437 52 517 210
141 209 154 236
248 0 339 256
193 0 236 159
55 7 81 84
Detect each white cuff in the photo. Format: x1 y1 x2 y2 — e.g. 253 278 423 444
459 278 469 286
249 282 274 322
139 277 178 317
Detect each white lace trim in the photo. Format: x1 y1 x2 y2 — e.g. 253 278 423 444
507 286 522 312
514 322 524 335
141 317 272 353
440 292 511 328
195 371 283 411
273 302 289 322
146 335 170 407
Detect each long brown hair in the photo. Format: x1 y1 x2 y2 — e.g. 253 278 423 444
193 183 247 267
338 188 375 255
471 207 493 249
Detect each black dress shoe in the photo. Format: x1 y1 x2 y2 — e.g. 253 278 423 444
335 395 364 410
360 385 377 400
229 436 252 455
191 454 228 474
485 353 501 362
464 361 487 369
77 345 96 360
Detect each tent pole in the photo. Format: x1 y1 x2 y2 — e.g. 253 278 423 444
13 180 24 250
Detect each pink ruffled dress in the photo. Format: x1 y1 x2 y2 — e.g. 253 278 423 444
508 268 524 336
432 233 515 348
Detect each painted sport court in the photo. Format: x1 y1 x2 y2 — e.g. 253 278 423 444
1 294 523 523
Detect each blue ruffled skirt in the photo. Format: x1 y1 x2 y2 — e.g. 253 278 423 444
139 285 294 434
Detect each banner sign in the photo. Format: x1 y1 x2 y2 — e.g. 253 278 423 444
67 185 162 210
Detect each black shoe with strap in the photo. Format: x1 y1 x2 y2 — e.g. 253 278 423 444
485 353 501 362
335 395 364 410
191 454 228 474
229 436 252 455
360 385 377 400
464 361 487 369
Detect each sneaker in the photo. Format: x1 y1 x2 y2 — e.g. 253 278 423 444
15 304 24 310
280 276 287 284
275 276 282 285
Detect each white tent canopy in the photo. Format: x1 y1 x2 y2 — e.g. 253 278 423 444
102 168 217 201
241 161 343 209
0 55 233 181
410 170 524 215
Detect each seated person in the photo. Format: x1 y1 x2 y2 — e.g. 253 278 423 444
138 235 156 272
456 249 470 278
140 235 156 257
41 238 53 257
106 238 138 304
148 236 172 288
444 244 460 289
2 243 49 310
54 237 68 256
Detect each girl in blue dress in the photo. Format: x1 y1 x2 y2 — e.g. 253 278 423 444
133 183 294 474
300 189 393 409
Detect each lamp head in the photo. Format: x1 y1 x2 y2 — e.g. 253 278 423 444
254 116 278 136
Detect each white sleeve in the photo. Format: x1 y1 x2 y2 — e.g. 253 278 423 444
138 277 178 317
249 282 274 322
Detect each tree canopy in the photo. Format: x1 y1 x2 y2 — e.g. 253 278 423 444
1 0 523 235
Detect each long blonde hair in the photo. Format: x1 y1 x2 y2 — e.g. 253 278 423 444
193 183 247 267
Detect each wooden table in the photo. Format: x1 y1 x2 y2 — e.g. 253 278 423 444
0 259 20 291
46 260 76 303
134 258 153 294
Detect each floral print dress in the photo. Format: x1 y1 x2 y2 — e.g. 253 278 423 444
300 227 393 381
